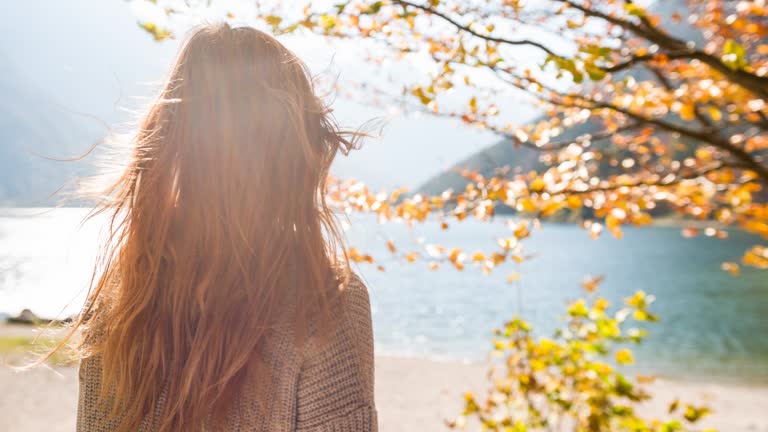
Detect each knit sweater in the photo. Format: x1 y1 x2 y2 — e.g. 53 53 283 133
76 277 377 431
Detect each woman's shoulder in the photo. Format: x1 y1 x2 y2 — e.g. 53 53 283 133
301 270 372 354
338 271 371 315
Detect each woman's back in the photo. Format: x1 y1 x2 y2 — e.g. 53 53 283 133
65 23 376 431
77 276 376 431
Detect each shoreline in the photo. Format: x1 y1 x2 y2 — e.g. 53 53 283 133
1 206 730 228
2 325 767 431
1 355 766 432
3 322 767 387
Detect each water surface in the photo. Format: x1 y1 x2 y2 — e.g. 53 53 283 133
1 208 766 383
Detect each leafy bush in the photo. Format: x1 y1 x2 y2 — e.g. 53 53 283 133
449 284 714 432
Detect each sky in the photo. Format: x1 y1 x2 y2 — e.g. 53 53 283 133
1 0 546 191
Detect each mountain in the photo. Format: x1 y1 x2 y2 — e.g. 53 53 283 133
0 58 101 206
0 0 191 206
417 0 699 200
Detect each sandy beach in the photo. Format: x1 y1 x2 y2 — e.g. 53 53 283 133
1 352 766 432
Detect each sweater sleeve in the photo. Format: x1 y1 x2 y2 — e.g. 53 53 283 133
78 354 124 432
77 310 120 432
295 276 378 432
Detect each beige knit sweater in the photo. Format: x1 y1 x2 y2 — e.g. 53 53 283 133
77 277 377 431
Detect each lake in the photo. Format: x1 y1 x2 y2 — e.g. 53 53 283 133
1 208 766 384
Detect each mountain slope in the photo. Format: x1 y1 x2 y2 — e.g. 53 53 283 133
0 57 100 206
417 0 698 199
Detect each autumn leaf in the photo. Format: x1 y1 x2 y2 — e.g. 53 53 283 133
405 252 419 263
582 275 605 293
506 272 521 283
683 405 712 423
615 348 635 365
567 299 589 317
139 21 172 41
679 103 696 121
721 262 740 276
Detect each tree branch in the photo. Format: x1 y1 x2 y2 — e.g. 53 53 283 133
392 0 565 58
486 64 768 184
553 0 768 99
559 163 730 196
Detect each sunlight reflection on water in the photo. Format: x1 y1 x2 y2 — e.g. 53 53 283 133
1 208 766 383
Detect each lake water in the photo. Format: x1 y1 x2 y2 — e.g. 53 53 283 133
1 208 767 384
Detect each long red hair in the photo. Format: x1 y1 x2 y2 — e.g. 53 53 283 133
61 23 359 431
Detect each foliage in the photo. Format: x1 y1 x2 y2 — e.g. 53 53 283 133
447 281 715 432
120 3 759 429
134 0 768 276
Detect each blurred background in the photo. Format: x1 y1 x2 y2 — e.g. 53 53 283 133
1 1 767 431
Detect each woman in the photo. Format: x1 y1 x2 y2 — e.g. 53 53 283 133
67 23 376 431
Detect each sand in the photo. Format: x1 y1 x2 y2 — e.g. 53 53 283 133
1 354 767 432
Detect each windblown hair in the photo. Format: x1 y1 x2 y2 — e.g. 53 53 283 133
60 23 360 431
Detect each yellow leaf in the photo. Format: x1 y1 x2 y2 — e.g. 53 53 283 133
567 195 582 209
513 223 530 240
594 297 610 311
679 103 696 121
582 275 604 293
529 177 546 192
742 246 768 269
469 97 478 114
633 212 653 226
410 87 432 105
615 348 634 365
498 237 516 250
683 405 712 423
448 248 463 262
139 21 172 41
506 272 521 283
721 262 740 276
471 251 486 262
668 399 680 413
517 197 537 213
708 106 723 122
695 147 713 161
567 299 589 317
625 290 649 308
540 200 563 217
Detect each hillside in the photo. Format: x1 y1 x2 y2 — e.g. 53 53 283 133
0 57 102 206
416 0 699 202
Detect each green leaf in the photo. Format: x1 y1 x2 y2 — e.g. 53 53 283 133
360 1 384 14
722 39 748 70
138 21 172 42
683 405 712 423
585 62 607 81
264 15 282 32
624 4 647 17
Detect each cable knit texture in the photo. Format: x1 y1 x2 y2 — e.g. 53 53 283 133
76 276 377 431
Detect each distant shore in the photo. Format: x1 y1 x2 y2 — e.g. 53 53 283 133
1 324 766 432
1 206 731 229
